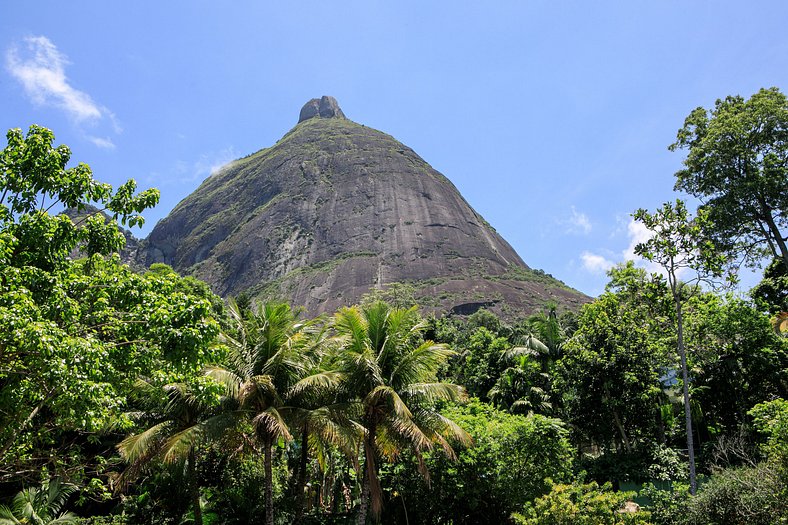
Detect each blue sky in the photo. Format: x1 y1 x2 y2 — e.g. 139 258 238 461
2 2 787 297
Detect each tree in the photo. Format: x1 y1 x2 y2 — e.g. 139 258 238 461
382 401 573 524
558 288 669 455
683 294 788 434
671 87 788 271
634 199 730 494
0 477 78 525
332 301 470 524
208 301 331 525
117 380 227 525
0 126 219 490
751 257 788 314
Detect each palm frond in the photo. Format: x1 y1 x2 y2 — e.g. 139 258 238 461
0 504 21 524
401 382 466 405
411 409 473 450
117 421 171 462
389 341 454 387
504 341 546 360
288 370 343 400
240 375 283 408
365 385 412 420
43 478 77 517
205 365 243 399
252 407 292 442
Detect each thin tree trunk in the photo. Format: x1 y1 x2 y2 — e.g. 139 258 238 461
357 455 370 525
675 294 697 495
294 424 309 524
357 418 378 525
611 410 632 453
265 437 274 525
188 448 203 525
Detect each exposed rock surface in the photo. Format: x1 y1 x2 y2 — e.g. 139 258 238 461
142 97 589 318
298 96 346 122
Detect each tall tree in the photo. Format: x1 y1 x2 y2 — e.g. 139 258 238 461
634 199 730 494
117 380 228 525
0 126 220 491
671 87 788 271
208 301 330 525
332 302 470 525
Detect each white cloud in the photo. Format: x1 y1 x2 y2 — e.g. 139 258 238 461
7 36 104 122
563 206 592 234
88 136 116 149
622 218 654 261
581 251 615 274
167 147 239 184
194 147 238 179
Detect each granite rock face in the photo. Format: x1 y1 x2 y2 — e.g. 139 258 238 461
143 98 588 318
298 96 346 122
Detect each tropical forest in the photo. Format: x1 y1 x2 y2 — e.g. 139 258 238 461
1 83 787 525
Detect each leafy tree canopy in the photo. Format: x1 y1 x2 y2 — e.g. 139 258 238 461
0 126 220 488
671 87 788 271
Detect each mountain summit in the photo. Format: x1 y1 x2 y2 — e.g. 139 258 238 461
298 96 346 122
143 97 588 317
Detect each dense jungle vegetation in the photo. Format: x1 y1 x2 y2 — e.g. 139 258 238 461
1 88 787 524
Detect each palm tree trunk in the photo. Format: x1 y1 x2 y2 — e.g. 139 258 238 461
357 419 379 525
187 449 203 525
357 455 371 525
294 424 309 524
265 437 274 525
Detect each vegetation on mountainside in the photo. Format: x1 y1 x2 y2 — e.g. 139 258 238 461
2 87 788 524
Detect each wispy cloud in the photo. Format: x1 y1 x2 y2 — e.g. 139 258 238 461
7 36 103 121
562 206 592 234
88 136 116 150
581 251 615 274
165 147 239 184
6 35 119 148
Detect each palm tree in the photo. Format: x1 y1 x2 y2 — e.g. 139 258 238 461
117 380 227 525
0 477 78 525
488 354 552 416
208 300 335 525
333 301 471 525
287 360 360 524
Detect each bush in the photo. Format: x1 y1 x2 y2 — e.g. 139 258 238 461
683 464 787 525
513 480 652 525
639 482 690 525
380 401 573 524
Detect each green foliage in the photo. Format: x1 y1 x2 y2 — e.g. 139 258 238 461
749 398 788 474
513 480 651 525
455 326 512 401
0 477 79 524
686 296 788 434
682 464 787 525
558 289 669 453
0 126 219 495
671 87 788 270
638 483 690 525
751 257 788 314
382 400 573 524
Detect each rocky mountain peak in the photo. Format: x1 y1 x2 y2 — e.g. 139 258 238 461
298 96 346 123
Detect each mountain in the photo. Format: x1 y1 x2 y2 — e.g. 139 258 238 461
141 96 589 318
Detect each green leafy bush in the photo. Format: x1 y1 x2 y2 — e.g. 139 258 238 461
381 401 573 524
513 480 651 525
